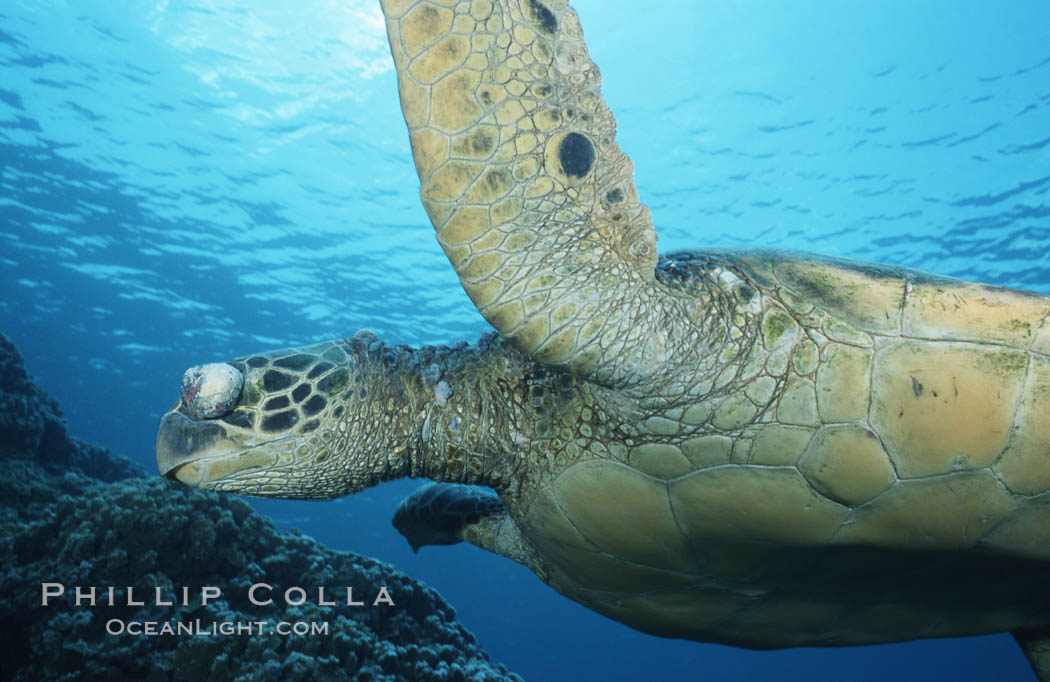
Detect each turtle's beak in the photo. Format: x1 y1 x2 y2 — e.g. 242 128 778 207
156 405 281 488
155 409 228 484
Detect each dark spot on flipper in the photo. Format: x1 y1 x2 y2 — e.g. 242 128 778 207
526 0 557 36
246 356 268 369
414 6 445 36
262 410 298 432
471 129 495 154
486 168 512 191
300 419 319 434
263 370 295 392
605 188 624 204
911 377 923 397
558 132 594 179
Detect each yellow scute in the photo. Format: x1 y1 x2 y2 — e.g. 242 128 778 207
398 4 454 58
994 355 1050 495
799 425 895 506
773 257 904 335
871 341 1026 478
831 470 1017 549
902 280 1050 346
668 467 849 545
553 461 694 571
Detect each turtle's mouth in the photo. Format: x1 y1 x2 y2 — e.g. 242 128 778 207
156 407 280 489
165 461 203 485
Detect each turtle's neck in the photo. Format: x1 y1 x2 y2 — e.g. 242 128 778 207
346 330 533 495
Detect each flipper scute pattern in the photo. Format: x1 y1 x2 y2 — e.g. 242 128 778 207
382 0 664 385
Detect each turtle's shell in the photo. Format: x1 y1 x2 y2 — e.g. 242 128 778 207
513 248 1050 648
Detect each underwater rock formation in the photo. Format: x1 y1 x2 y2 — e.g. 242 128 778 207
0 332 142 482
0 332 521 682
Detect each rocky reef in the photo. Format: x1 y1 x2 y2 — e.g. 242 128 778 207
0 332 522 682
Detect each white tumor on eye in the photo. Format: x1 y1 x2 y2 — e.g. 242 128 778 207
181 363 244 420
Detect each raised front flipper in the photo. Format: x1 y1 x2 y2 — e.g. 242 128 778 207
392 482 531 566
380 0 683 389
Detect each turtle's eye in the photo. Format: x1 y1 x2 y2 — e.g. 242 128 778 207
180 363 244 420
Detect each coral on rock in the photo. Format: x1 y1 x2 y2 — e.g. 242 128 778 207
0 332 522 682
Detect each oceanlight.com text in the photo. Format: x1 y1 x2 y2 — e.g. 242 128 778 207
105 619 330 636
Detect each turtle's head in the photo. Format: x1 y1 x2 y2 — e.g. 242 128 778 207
156 336 384 499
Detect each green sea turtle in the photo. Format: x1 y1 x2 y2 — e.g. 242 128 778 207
156 0 1050 677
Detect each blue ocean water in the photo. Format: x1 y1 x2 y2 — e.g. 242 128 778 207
1 0 1048 679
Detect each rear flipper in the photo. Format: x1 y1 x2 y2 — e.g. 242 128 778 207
392 483 530 566
1015 627 1050 681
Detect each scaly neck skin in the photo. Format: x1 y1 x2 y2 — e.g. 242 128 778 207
344 332 530 495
